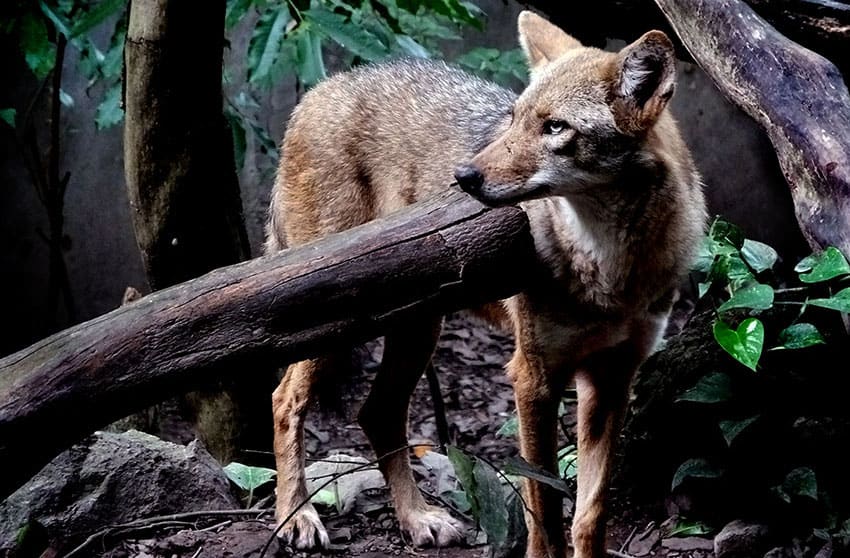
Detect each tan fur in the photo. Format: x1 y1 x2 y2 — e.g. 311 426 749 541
266 11 706 558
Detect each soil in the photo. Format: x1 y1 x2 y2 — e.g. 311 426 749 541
93 313 712 558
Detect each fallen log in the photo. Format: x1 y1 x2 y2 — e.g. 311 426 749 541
655 0 850 257
0 190 534 500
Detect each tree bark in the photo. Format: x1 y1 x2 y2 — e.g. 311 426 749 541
527 0 850 75
0 190 535 500
123 0 253 460
653 0 850 258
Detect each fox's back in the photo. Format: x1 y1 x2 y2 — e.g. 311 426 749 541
266 59 515 250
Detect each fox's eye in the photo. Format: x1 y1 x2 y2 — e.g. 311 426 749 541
543 119 569 135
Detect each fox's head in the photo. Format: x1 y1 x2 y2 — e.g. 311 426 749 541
455 11 678 205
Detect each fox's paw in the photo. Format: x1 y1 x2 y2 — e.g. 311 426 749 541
400 506 464 547
276 505 330 549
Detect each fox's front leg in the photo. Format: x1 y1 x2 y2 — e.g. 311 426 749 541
571 344 640 558
510 350 570 558
272 359 331 549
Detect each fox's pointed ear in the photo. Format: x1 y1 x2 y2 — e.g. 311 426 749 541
610 30 677 134
518 11 582 73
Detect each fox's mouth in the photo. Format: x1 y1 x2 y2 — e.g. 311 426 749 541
455 180 550 207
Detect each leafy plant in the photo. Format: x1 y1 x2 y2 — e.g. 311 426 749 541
223 461 277 507
695 218 849 371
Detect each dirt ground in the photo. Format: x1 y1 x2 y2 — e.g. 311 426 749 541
97 313 713 558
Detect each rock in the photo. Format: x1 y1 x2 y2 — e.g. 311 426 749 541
662 536 715 551
764 547 792 558
304 453 385 514
714 520 772 558
0 430 238 552
628 524 661 556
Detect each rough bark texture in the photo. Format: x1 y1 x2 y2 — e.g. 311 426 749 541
654 0 850 257
0 190 535 500
527 0 850 74
123 0 253 461
124 0 250 285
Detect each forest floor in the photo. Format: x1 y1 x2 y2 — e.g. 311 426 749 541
98 314 715 558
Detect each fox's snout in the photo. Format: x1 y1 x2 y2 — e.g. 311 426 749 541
453 163 484 195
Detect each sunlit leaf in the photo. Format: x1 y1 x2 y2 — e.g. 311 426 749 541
796 247 850 283
713 318 764 371
223 462 277 491
496 415 518 438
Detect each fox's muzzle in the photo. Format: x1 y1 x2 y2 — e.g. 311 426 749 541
454 163 484 195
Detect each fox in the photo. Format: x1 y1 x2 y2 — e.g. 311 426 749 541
265 10 707 558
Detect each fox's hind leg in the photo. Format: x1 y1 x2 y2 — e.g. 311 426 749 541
358 316 464 547
272 357 336 549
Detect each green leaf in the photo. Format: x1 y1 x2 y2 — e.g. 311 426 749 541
59 88 74 107
293 28 326 88
502 456 570 495
395 34 430 58
808 287 850 313
709 218 745 250
69 0 126 39
796 247 850 283
225 109 247 171
692 236 714 274
718 415 759 446
671 458 723 490
95 83 123 129
713 318 764 371
676 371 733 404
310 488 337 507
557 445 578 481
496 415 518 438
223 462 277 491
708 253 755 292
773 467 818 503
666 519 712 537
0 108 16 127
226 0 254 29
447 446 478 517
20 12 56 79
38 0 73 38
247 5 291 86
304 6 391 62
718 283 774 313
472 458 508 546
774 323 826 350
741 239 778 273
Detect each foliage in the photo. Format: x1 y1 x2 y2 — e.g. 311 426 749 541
1 0 128 130
223 461 277 508
674 218 850 545
695 217 849 371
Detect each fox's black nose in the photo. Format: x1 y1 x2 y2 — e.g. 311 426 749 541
454 163 484 193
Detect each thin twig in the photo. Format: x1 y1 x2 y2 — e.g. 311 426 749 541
605 549 638 558
259 444 436 558
619 525 638 553
61 509 271 558
425 362 452 447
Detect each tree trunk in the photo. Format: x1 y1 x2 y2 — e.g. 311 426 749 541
654 0 850 258
0 190 535 500
123 0 254 461
527 0 850 75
